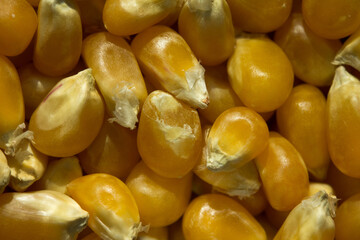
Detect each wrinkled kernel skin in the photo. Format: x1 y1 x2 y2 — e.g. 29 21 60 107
0 0 37 56
255 132 309 211
274 13 342 86
0 55 25 137
276 84 329 180
137 90 202 178
227 37 294 113
126 161 192 227
335 193 360 240
227 0 292 33
302 0 360 39
183 194 266 240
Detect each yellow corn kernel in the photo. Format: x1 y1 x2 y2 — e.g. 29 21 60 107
194 123 261 198
277 84 329 180
82 32 148 129
178 0 235 66
126 161 192 227
274 13 341 86
227 0 292 33
206 107 269 171
138 226 169 240
103 0 177 36
335 192 360 240
198 65 242 123
66 173 144 240
0 0 37 56
326 162 360 201
274 191 336 240
237 187 268 216
333 28 360 72
79 120 139 181
227 37 294 112
137 90 202 178
34 0 82 76
158 0 185 26
0 149 10 193
327 66 360 178
131 25 209 109
308 183 334 198
30 156 82 193
168 219 185 240
302 0 360 39
19 64 61 118
183 194 266 240
0 190 89 240
0 55 24 147
255 132 309 211
7 137 48 192
76 0 105 35
29 69 104 157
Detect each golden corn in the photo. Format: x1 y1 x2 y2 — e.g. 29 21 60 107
0 149 10 193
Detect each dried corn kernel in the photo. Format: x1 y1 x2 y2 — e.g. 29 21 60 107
34 0 82 76
302 0 360 39
126 161 192 227
0 190 89 240
308 183 334 197
333 28 360 72
227 37 294 112
131 25 209 109
0 55 24 147
237 187 268 216
138 226 169 240
29 69 104 157
82 32 148 129
158 0 185 26
206 107 269 171
30 156 82 193
0 149 10 193
0 0 37 56
255 132 309 211
274 191 336 240
103 0 177 36
274 13 341 86
327 66 360 178
277 84 329 180
198 65 242 123
335 192 360 240
137 90 202 178
178 0 235 66
226 0 292 33
79 120 139 181
67 173 144 240
183 194 266 240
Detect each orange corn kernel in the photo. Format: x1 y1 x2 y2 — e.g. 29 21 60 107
82 32 148 129
137 90 202 178
178 0 235 66
183 194 266 240
255 132 309 211
265 205 290 229
327 66 360 178
131 25 209 109
198 65 243 123
276 84 329 180
206 107 269 171
0 149 10 193
335 192 360 240
34 0 82 76
227 0 292 33
274 13 341 86
29 69 104 157
237 187 268 216
126 161 192 227
0 190 89 240
227 37 294 112
0 0 37 56
302 0 360 39
79 120 139 181
138 226 169 240
30 156 83 193
0 55 24 145
103 0 177 36
308 182 334 197
67 173 143 240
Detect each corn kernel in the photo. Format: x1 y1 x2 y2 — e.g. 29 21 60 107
138 226 169 240
333 28 360 72
0 149 10 193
